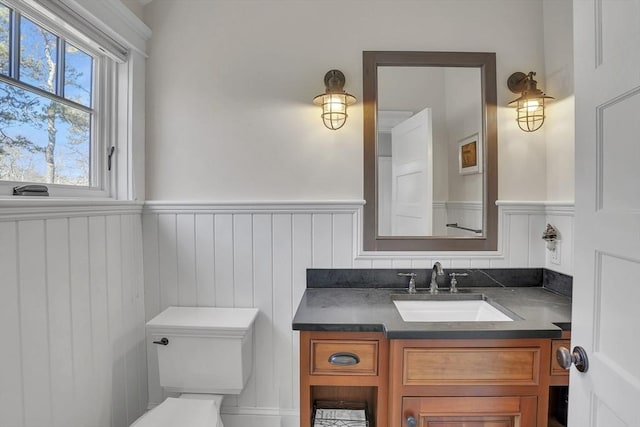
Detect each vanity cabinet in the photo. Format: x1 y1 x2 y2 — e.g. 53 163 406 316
299 332 566 427
300 331 389 427
388 338 552 427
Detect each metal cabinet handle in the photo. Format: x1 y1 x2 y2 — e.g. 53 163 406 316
328 352 360 366
556 345 589 373
153 337 169 346
406 415 417 427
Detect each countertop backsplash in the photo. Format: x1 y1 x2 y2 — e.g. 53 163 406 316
307 268 572 297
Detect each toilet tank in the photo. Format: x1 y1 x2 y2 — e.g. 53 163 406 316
147 307 259 394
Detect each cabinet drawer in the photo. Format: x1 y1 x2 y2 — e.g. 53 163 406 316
403 347 540 386
310 339 378 375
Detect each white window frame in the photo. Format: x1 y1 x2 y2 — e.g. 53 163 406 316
0 0 133 200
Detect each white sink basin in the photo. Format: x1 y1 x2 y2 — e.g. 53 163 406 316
393 299 514 322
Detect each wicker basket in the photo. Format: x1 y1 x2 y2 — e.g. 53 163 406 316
312 400 369 427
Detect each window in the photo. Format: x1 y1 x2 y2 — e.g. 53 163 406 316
0 1 110 197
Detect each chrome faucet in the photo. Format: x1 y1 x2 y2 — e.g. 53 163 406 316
398 272 417 294
430 262 444 294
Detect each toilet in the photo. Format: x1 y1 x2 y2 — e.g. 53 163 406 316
131 306 259 427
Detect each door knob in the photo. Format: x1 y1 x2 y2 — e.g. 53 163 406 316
406 415 417 427
556 345 589 373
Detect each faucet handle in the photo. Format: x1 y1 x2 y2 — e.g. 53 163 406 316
398 272 417 294
449 272 468 293
397 272 417 277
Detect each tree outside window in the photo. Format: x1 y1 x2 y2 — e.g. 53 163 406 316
0 2 93 187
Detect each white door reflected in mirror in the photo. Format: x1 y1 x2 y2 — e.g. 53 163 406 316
377 66 483 238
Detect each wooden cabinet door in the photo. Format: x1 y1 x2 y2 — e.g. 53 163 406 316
402 396 537 427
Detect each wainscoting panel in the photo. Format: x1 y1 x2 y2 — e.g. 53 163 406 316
142 200 574 425
0 207 146 427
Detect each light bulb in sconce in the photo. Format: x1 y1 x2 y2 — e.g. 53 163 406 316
522 98 541 113
507 71 553 132
313 70 356 130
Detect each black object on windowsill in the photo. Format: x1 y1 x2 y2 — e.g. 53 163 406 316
13 184 49 196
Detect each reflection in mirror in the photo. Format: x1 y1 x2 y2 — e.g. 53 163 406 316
377 66 483 237
363 51 497 251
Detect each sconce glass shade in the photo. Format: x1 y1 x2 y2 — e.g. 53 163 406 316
507 71 554 132
313 70 357 130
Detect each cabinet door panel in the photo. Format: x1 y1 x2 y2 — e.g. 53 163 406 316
425 417 513 427
403 396 537 427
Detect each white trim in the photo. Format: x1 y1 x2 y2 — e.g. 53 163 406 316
141 200 574 261
57 0 151 56
446 201 483 211
0 199 143 220
143 200 365 214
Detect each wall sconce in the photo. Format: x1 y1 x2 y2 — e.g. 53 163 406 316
313 69 356 130
507 71 554 132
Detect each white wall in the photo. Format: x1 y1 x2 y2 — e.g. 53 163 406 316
138 1 575 425
0 205 147 427
143 0 554 202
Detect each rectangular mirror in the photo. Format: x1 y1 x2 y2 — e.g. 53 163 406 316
363 51 498 251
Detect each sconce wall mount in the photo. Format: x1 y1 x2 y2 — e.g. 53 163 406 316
508 71 553 132
313 69 356 130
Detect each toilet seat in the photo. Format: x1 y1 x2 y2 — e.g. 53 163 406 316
131 397 223 427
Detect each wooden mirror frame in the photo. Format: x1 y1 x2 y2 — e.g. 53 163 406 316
363 51 498 251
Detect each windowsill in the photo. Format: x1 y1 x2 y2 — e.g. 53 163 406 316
0 198 144 220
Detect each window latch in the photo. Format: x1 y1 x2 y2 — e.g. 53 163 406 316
108 146 115 171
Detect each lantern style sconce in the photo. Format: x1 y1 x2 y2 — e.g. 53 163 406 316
507 71 554 132
313 69 356 130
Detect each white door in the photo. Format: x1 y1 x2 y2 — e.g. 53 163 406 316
378 156 392 235
570 0 640 425
391 108 433 236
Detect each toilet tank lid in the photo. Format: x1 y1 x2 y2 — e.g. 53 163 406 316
147 307 259 336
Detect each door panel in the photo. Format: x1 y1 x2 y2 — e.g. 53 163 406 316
402 396 536 427
571 0 640 425
391 108 433 236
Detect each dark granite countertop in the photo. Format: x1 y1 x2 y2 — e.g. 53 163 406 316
292 286 571 339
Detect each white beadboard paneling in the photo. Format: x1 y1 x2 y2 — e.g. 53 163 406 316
18 220 53 427
272 214 294 409
507 214 530 267
392 259 412 268
141 200 574 422
195 214 216 307
107 215 128 427
142 213 161 319
157 214 179 308
372 259 393 268
252 214 276 407
176 214 197 306
0 221 24 427
528 214 547 267
45 218 74 427
88 216 112 426
1 208 146 427
214 214 235 307
233 214 254 309
69 217 94 426
332 213 354 268
312 214 333 267
291 214 312 411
